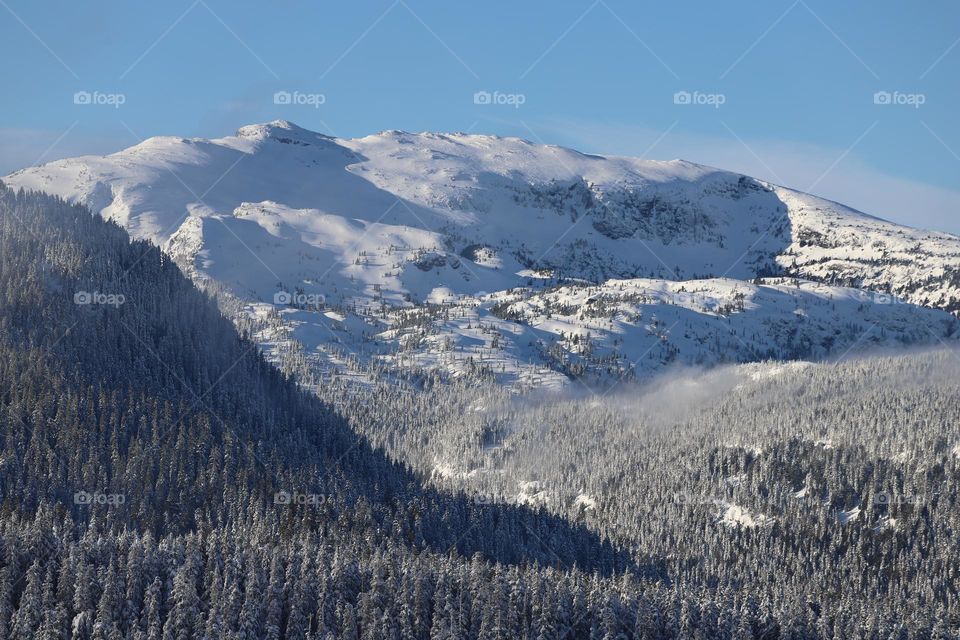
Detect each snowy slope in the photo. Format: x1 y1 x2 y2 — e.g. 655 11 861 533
484 277 954 381
5 120 959 387
775 188 960 313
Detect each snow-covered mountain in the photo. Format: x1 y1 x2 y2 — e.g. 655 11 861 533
5 120 959 387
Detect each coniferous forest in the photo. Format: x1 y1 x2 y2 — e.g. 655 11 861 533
2 181 960 638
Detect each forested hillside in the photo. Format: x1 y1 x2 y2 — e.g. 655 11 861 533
0 184 639 639
312 354 960 638
2 182 959 637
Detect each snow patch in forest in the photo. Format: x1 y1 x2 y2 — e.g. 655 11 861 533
716 502 774 528
874 516 897 532
574 494 597 510
839 506 861 525
517 481 550 506
431 461 480 481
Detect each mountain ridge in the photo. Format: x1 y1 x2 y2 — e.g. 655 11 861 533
6 120 959 387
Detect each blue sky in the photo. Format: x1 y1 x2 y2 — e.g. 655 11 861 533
2 0 958 232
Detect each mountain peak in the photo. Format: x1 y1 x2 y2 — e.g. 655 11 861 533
235 119 329 144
